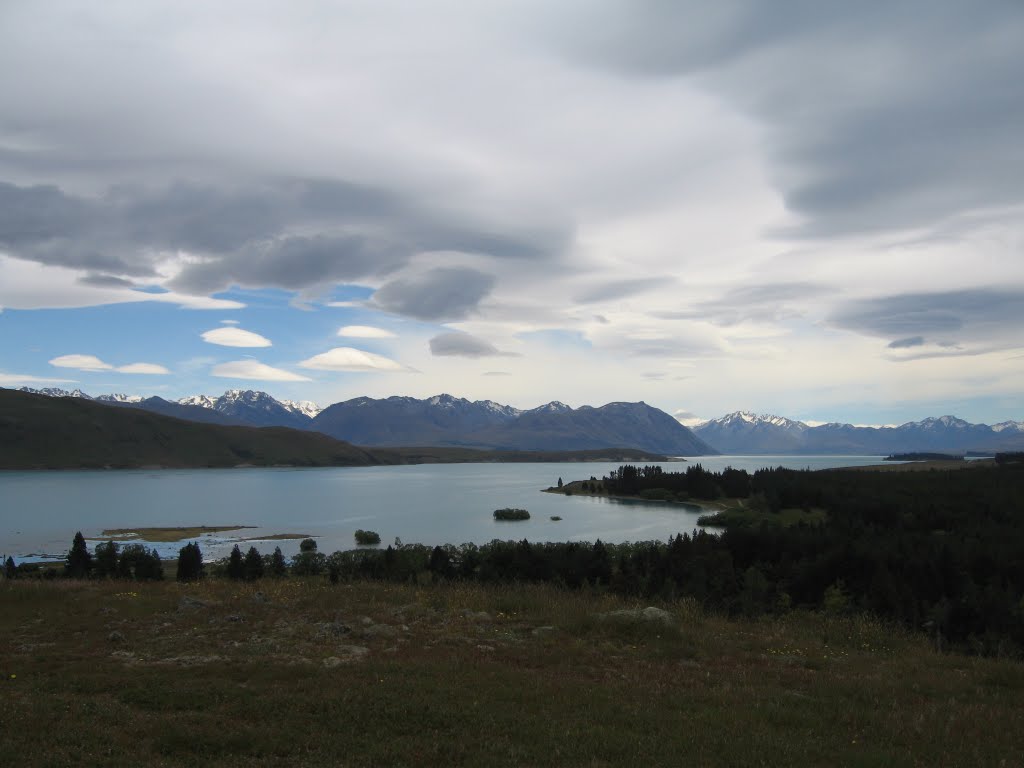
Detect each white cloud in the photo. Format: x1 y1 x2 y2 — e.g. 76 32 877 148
211 360 311 382
201 327 273 348
221 319 240 325
117 363 170 375
337 325 397 339
299 347 406 372
49 354 113 371
0 372 77 386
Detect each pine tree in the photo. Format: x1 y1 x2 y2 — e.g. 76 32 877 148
4 556 16 579
270 546 287 577
227 544 244 580
243 546 264 580
176 542 204 582
66 532 93 578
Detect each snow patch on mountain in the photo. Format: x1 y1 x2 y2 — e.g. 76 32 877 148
280 399 322 419
95 393 143 404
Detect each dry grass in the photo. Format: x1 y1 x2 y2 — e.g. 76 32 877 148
2 578 1022 767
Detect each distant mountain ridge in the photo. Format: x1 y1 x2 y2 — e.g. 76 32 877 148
14 387 714 455
694 410 1024 454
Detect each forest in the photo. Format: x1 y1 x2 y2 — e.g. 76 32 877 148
8 456 1024 657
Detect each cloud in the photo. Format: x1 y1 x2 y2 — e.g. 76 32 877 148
201 326 272 348
47 354 169 374
829 288 1024 340
652 282 831 327
483 371 512 377
337 325 397 339
220 319 240 325
0 175 566 302
0 372 76 386
887 336 925 349
117 363 170 375
298 347 406 372
429 331 517 358
373 267 496 321
556 2 1024 238
49 354 113 371
673 409 706 428
77 273 136 288
574 277 669 304
211 360 311 381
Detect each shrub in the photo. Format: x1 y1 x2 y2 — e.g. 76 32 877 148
299 538 318 553
354 529 381 545
493 508 530 521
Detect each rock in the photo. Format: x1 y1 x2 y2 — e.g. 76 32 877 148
462 610 492 622
322 656 343 669
107 630 125 643
532 626 556 637
251 591 269 604
315 621 351 638
476 644 495 652
598 606 673 625
360 616 373 626
337 644 370 659
363 623 399 639
225 614 243 623
178 596 208 611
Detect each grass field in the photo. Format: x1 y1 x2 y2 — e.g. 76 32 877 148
2 578 1022 766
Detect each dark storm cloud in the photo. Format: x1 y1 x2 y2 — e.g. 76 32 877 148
557 1 1024 237
887 336 925 350
372 267 496 322
652 282 830 326
830 289 1024 340
574 277 670 304
0 177 569 295
429 331 516 358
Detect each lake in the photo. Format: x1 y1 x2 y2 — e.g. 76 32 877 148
1 455 891 562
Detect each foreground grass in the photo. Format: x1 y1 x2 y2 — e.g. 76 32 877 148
3 579 1022 767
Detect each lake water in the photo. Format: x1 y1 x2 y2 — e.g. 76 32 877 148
0 455 891 562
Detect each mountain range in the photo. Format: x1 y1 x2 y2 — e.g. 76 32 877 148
15 388 715 456
15 388 1022 455
692 411 1024 455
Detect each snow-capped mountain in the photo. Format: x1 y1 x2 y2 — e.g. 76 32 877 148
94 393 143 404
312 395 715 454
992 421 1024 433
694 411 1024 454
19 387 92 399
179 394 217 409
694 411 809 453
280 399 323 419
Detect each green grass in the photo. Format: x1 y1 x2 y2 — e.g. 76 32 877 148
697 505 828 528
2 578 1022 766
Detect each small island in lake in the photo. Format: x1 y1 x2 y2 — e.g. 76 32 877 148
494 508 531 521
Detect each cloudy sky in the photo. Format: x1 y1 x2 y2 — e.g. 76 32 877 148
1 1 1022 425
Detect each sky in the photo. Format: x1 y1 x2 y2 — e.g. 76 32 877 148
1 1 1022 426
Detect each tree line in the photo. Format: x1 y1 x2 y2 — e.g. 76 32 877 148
5 458 1024 656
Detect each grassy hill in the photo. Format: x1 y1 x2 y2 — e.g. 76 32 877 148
0 389 380 469
1 577 1021 766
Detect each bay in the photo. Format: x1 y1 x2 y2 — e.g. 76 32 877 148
0 455 891 562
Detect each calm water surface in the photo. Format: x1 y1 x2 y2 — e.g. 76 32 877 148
0 456 890 561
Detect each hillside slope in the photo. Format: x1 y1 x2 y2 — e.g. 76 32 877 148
0 390 379 469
